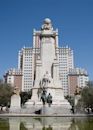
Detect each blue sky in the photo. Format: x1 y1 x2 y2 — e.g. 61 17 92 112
0 0 93 80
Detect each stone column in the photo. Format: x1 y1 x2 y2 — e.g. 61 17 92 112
31 59 42 102
53 59 60 85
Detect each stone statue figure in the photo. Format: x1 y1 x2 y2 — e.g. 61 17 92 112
38 72 50 98
42 76 50 88
39 71 53 106
41 18 53 31
13 87 20 95
40 71 51 89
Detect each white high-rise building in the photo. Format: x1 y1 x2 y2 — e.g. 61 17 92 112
18 47 34 91
59 46 74 95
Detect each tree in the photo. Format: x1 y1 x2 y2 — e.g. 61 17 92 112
65 95 74 106
20 89 32 105
0 82 13 106
81 86 93 108
78 81 93 110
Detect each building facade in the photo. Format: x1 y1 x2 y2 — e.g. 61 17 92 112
18 47 34 91
59 46 74 95
68 68 89 95
4 68 22 91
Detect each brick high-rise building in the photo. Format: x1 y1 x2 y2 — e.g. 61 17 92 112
68 68 89 95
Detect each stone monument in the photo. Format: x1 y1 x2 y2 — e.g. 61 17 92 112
9 87 21 113
25 18 71 115
74 86 82 113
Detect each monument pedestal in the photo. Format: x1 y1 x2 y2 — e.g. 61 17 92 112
9 94 21 113
41 105 71 115
25 86 71 115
